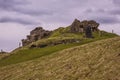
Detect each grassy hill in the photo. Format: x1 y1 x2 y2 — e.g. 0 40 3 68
0 26 119 80
0 37 119 80
0 54 9 60
0 28 117 67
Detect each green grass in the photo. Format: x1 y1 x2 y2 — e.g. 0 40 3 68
0 32 117 67
0 40 93 66
0 26 118 67
0 43 79 66
0 54 9 60
50 27 71 37
0 37 120 80
28 30 117 48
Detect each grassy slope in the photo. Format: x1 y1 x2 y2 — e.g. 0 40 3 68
0 54 9 60
0 30 117 67
0 26 118 66
0 37 119 80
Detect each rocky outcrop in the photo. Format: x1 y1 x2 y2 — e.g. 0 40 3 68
70 19 99 38
22 19 99 46
85 26 93 38
22 27 51 46
70 19 99 33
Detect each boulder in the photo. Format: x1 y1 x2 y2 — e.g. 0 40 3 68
70 19 82 33
22 27 51 46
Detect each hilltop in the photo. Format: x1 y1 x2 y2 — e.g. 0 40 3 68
0 19 118 66
21 19 116 49
0 19 119 80
22 19 100 46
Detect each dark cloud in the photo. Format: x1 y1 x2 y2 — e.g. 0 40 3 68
13 8 54 16
94 16 120 24
95 9 106 13
84 8 93 13
84 8 106 14
0 0 120 25
112 0 120 6
57 0 88 7
0 17 40 25
84 8 120 24
0 0 16 10
0 0 53 16
0 0 27 11
109 9 120 15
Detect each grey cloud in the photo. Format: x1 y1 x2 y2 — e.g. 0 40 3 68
109 9 120 15
0 0 16 10
0 0 54 16
84 8 106 14
0 0 88 17
13 8 54 16
84 8 120 24
87 8 120 16
14 0 87 16
58 0 88 7
95 9 106 13
0 0 27 11
84 9 93 13
0 17 40 25
94 16 120 24
112 0 120 6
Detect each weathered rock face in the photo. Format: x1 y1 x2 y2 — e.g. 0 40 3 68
22 27 51 46
70 19 82 32
22 19 99 46
85 26 93 38
70 19 99 33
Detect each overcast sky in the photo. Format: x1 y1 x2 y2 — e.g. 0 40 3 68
0 0 120 52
